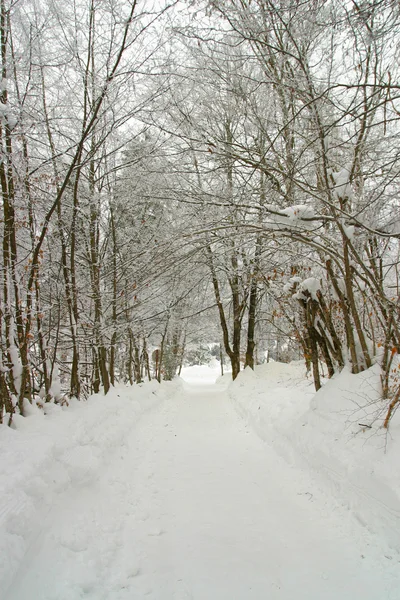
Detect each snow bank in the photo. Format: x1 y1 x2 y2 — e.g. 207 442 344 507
0 380 180 596
229 361 400 551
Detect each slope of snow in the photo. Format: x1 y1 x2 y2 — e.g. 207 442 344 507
229 361 400 552
2 382 400 599
0 380 180 598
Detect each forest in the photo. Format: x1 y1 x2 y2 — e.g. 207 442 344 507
1 0 400 426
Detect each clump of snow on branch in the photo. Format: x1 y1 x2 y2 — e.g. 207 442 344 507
282 276 302 294
293 277 322 301
330 166 354 202
264 204 318 232
343 224 355 241
49 365 62 401
280 204 315 221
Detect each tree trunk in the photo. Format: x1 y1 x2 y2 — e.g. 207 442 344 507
245 236 262 370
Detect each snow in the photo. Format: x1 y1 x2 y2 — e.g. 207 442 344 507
282 275 302 294
266 204 317 232
1 367 400 599
343 223 355 240
280 204 315 221
179 360 226 385
0 380 179 598
229 361 400 552
8 325 22 394
293 276 321 301
6 114 17 129
48 365 62 400
331 276 347 299
331 166 353 202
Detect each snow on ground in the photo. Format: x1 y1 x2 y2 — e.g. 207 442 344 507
229 360 400 552
1 364 400 599
0 380 180 599
179 360 227 385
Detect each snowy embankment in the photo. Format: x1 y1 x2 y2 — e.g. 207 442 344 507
0 380 180 597
228 361 400 551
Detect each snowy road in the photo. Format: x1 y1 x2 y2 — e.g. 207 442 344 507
4 382 400 600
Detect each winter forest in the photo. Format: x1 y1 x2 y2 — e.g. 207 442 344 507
2 0 400 597
1 0 400 423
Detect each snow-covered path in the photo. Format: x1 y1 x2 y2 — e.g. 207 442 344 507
4 383 400 600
